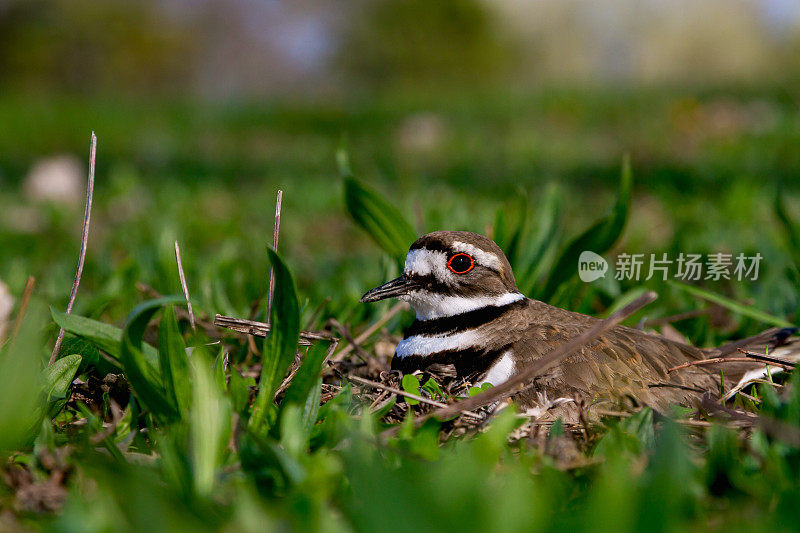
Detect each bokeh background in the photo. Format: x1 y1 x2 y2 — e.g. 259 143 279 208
2 0 800 328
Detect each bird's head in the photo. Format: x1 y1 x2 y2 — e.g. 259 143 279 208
360 231 523 320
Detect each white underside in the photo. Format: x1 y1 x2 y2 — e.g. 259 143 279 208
723 346 796 401
476 351 516 387
402 291 524 321
522 393 576 419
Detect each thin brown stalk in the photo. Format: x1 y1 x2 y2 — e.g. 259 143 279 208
328 319 371 363
9 276 35 342
369 389 391 411
332 301 408 362
591 408 631 418
89 401 123 445
737 347 796 368
698 394 800 446
383 291 658 436
137 282 219 336
50 132 96 365
274 339 339 400
174 240 196 332
668 356 794 374
247 335 260 358
267 190 283 324
347 374 482 420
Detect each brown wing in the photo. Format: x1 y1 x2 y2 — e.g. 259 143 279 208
514 300 722 412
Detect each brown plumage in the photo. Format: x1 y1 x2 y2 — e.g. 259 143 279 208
360 231 798 418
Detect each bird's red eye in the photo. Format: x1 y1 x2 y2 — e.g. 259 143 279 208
447 253 474 274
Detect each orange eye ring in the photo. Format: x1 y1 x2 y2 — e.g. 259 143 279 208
447 253 474 274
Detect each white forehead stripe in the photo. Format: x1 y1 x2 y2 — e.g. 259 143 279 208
451 241 502 271
403 248 449 278
404 242 503 277
401 291 524 321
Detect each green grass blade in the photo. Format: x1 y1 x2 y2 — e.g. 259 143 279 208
518 183 563 295
57 336 100 373
344 177 417 264
190 350 231 498
539 155 632 301
42 353 82 418
601 287 650 318
158 305 191 417
250 248 301 434
276 342 329 442
0 302 46 453
493 188 529 269
668 280 794 328
213 347 227 392
401 374 421 405
121 297 185 423
775 188 800 269
42 354 82 402
51 308 159 370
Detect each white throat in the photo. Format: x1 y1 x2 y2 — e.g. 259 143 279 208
401 291 524 321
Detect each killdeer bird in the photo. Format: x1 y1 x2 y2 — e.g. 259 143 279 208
361 231 798 417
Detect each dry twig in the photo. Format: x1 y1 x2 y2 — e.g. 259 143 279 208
737 347 796 368
174 240 196 331
10 276 36 342
328 318 370 363
137 282 219 336
667 353 795 374
51 132 96 365
274 339 339 400
696 394 800 446
347 374 482 420
267 190 283 322
332 301 408 362
214 314 334 346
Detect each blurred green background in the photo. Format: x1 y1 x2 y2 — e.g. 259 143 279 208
2 0 800 331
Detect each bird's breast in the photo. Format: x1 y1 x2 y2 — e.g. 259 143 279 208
391 299 530 382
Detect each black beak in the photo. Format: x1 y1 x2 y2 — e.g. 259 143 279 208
360 275 418 303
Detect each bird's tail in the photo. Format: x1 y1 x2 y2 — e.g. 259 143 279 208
709 327 800 400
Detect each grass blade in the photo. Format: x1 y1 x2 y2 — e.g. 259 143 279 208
539 156 632 301
121 297 185 423
276 342 329 442
250 248 300 433
518 183 563 296
42 353 82 418
344 178 417 265
0 302 46 453
190 350 231 498
42 354 82 402
51 308 159 371
158 305 191 417
775 188 800 269
668 280 794 328
493 188 529 268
